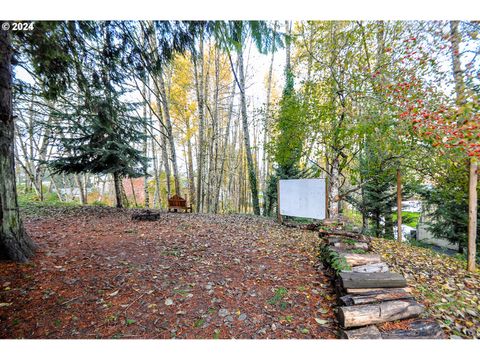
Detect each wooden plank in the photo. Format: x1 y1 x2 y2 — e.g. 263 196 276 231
381 319 447 339
339 288 414 306
343 253 382 267
349 262 389 273
340 325 382 339
338 299 424 328
340 271 407 289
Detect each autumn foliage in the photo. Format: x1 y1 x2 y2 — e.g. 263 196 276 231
384 37 479 159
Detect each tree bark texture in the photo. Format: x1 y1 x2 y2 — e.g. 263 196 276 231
113 171 122 208
338 299 424 328
0 29 36 261
237 44 260 215
467 157 478 272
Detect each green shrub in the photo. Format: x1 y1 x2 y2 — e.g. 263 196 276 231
319 245 351 273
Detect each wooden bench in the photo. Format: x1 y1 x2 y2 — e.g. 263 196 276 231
167 194 192 213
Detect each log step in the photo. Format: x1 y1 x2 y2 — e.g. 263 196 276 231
343 253 382 267
346 287 412 294
339 288 414 306
340 325 382 339
326 236 344 244
381 319 447 339
338 299 425 328
331 241 369 251
349 262 389 273
340 271 407 289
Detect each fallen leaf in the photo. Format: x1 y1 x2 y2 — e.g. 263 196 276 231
165 298 174 306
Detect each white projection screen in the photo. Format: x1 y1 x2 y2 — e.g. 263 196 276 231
278 179 327 220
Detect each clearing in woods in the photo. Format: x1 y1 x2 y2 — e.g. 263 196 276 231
0 206 336 339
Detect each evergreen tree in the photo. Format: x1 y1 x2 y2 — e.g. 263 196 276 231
416 161 480 255
46 22 147 208
265 22 305 216
265 69 305 216
356 143 397 237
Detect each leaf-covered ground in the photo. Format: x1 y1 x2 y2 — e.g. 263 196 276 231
371 238 480 339
0 206 336 339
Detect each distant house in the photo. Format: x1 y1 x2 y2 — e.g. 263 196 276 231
393 200 458 251
416 215 459 251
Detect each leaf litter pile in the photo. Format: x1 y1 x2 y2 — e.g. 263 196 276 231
0 206 336 339
371 238 480 339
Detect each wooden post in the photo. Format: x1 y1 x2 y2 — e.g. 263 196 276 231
467 157 478 272
277 179 282 224
396 168 402 242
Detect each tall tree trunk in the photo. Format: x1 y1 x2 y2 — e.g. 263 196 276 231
143 76 150 208
157 69 181 196
285 21 291 71
185 116 196 209
450 20 476 271
450 21 466 106
145 22 171 199
194 34 205 212
467 157 478 271
0 29 36 261
150 79 171 199
213 78 236 214
236 42 260 215
328 157 341 219
113 171 123 208
151 137 162 209
130 178 138 207
262 22 277 216
50 174 64 202
160 130 171 198
396 168 403 242
206 46 221 213
227 112 240 211
34 109 53 203
74 174 86 205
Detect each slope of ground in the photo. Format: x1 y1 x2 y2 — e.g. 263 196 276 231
371 238 480 339
0 206 336 339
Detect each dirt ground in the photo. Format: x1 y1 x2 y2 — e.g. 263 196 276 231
0 206 337 339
